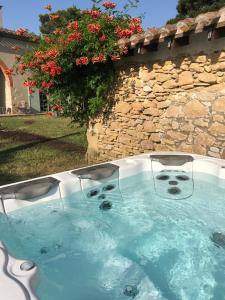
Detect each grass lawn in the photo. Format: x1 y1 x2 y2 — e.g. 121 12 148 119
0 115 87 186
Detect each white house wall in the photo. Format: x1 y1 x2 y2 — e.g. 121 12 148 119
0 36 40 113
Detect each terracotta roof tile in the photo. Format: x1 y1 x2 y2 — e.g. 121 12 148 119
119 5 225 49
175 18 195 38
0 28 38 43
159 24 177 42
195 11 219 33
130 33 145 48
143 28 159 45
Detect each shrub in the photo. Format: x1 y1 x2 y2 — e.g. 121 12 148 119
168 0 225 24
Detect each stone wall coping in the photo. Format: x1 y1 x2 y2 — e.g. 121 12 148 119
119 6 225 49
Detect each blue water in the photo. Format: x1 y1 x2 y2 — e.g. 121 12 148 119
1 171 225 300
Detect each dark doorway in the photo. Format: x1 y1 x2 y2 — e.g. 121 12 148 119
0 68 6 114
40 93 48 112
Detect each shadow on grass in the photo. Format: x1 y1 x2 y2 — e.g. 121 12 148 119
0 171 25 186
0 130 86 153
0 129 87 185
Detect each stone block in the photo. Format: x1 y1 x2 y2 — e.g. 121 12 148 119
190 63 204 73
194 82 210 87
143 85 152 93
118 135 131 144
198 73 217 84
212 97 225 112
110 122 120 130
140 70 156 81
167 131 186 141
152 84 164 93
210 147 219 153
215 62 225 71
143 101 157 109
131 102 144 112
182 84 194 90
128 94 136 101
115 102 131 114
143 121 156 132
194 133 215 146
156 74 171 83
153 63 162 69
143 108 160 116
157 100 171 109
162 80 178 89
195 55 207 63
162 61 174 71
209 122 225 135
183 100 208 117
217 72 224 77
219 52 225 61
208 151 220 158
172 121 179 130
135 79 143 88
213 115 224 122
179 71 193 86
182 123 195 132
150 133 161 142
162 65 174 72
165 106 184 118
217 76 225 84
193 119 208 127
204 66 211 72
180 64 189 71
135 123 143 130
179 143 193 153
140 140 154 150
193 144 207 155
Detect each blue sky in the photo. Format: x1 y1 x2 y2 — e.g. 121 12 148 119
1 0 178 33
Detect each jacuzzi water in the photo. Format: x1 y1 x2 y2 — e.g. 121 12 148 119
1 170 225 300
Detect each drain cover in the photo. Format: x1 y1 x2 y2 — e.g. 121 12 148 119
176 175 190 181
210 232 225 249
87 189 99 198
103 184 116 192
168 187 181 195
40 247 49 254
156 175 170 181
20 261 36 271
98 194 106 200
99 200 112 211
169 180 178 186
123 285 139 298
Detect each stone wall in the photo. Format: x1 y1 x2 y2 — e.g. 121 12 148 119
87 44 225 161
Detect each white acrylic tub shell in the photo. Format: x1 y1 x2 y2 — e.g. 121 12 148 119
0 241 38 300
1 151 225 215
1 151 225 300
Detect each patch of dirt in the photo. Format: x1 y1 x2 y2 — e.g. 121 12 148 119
24 120 35 125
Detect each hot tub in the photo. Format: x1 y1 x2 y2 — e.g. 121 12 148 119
1 152 225 300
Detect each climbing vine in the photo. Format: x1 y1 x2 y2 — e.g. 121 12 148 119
16 1 143 125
